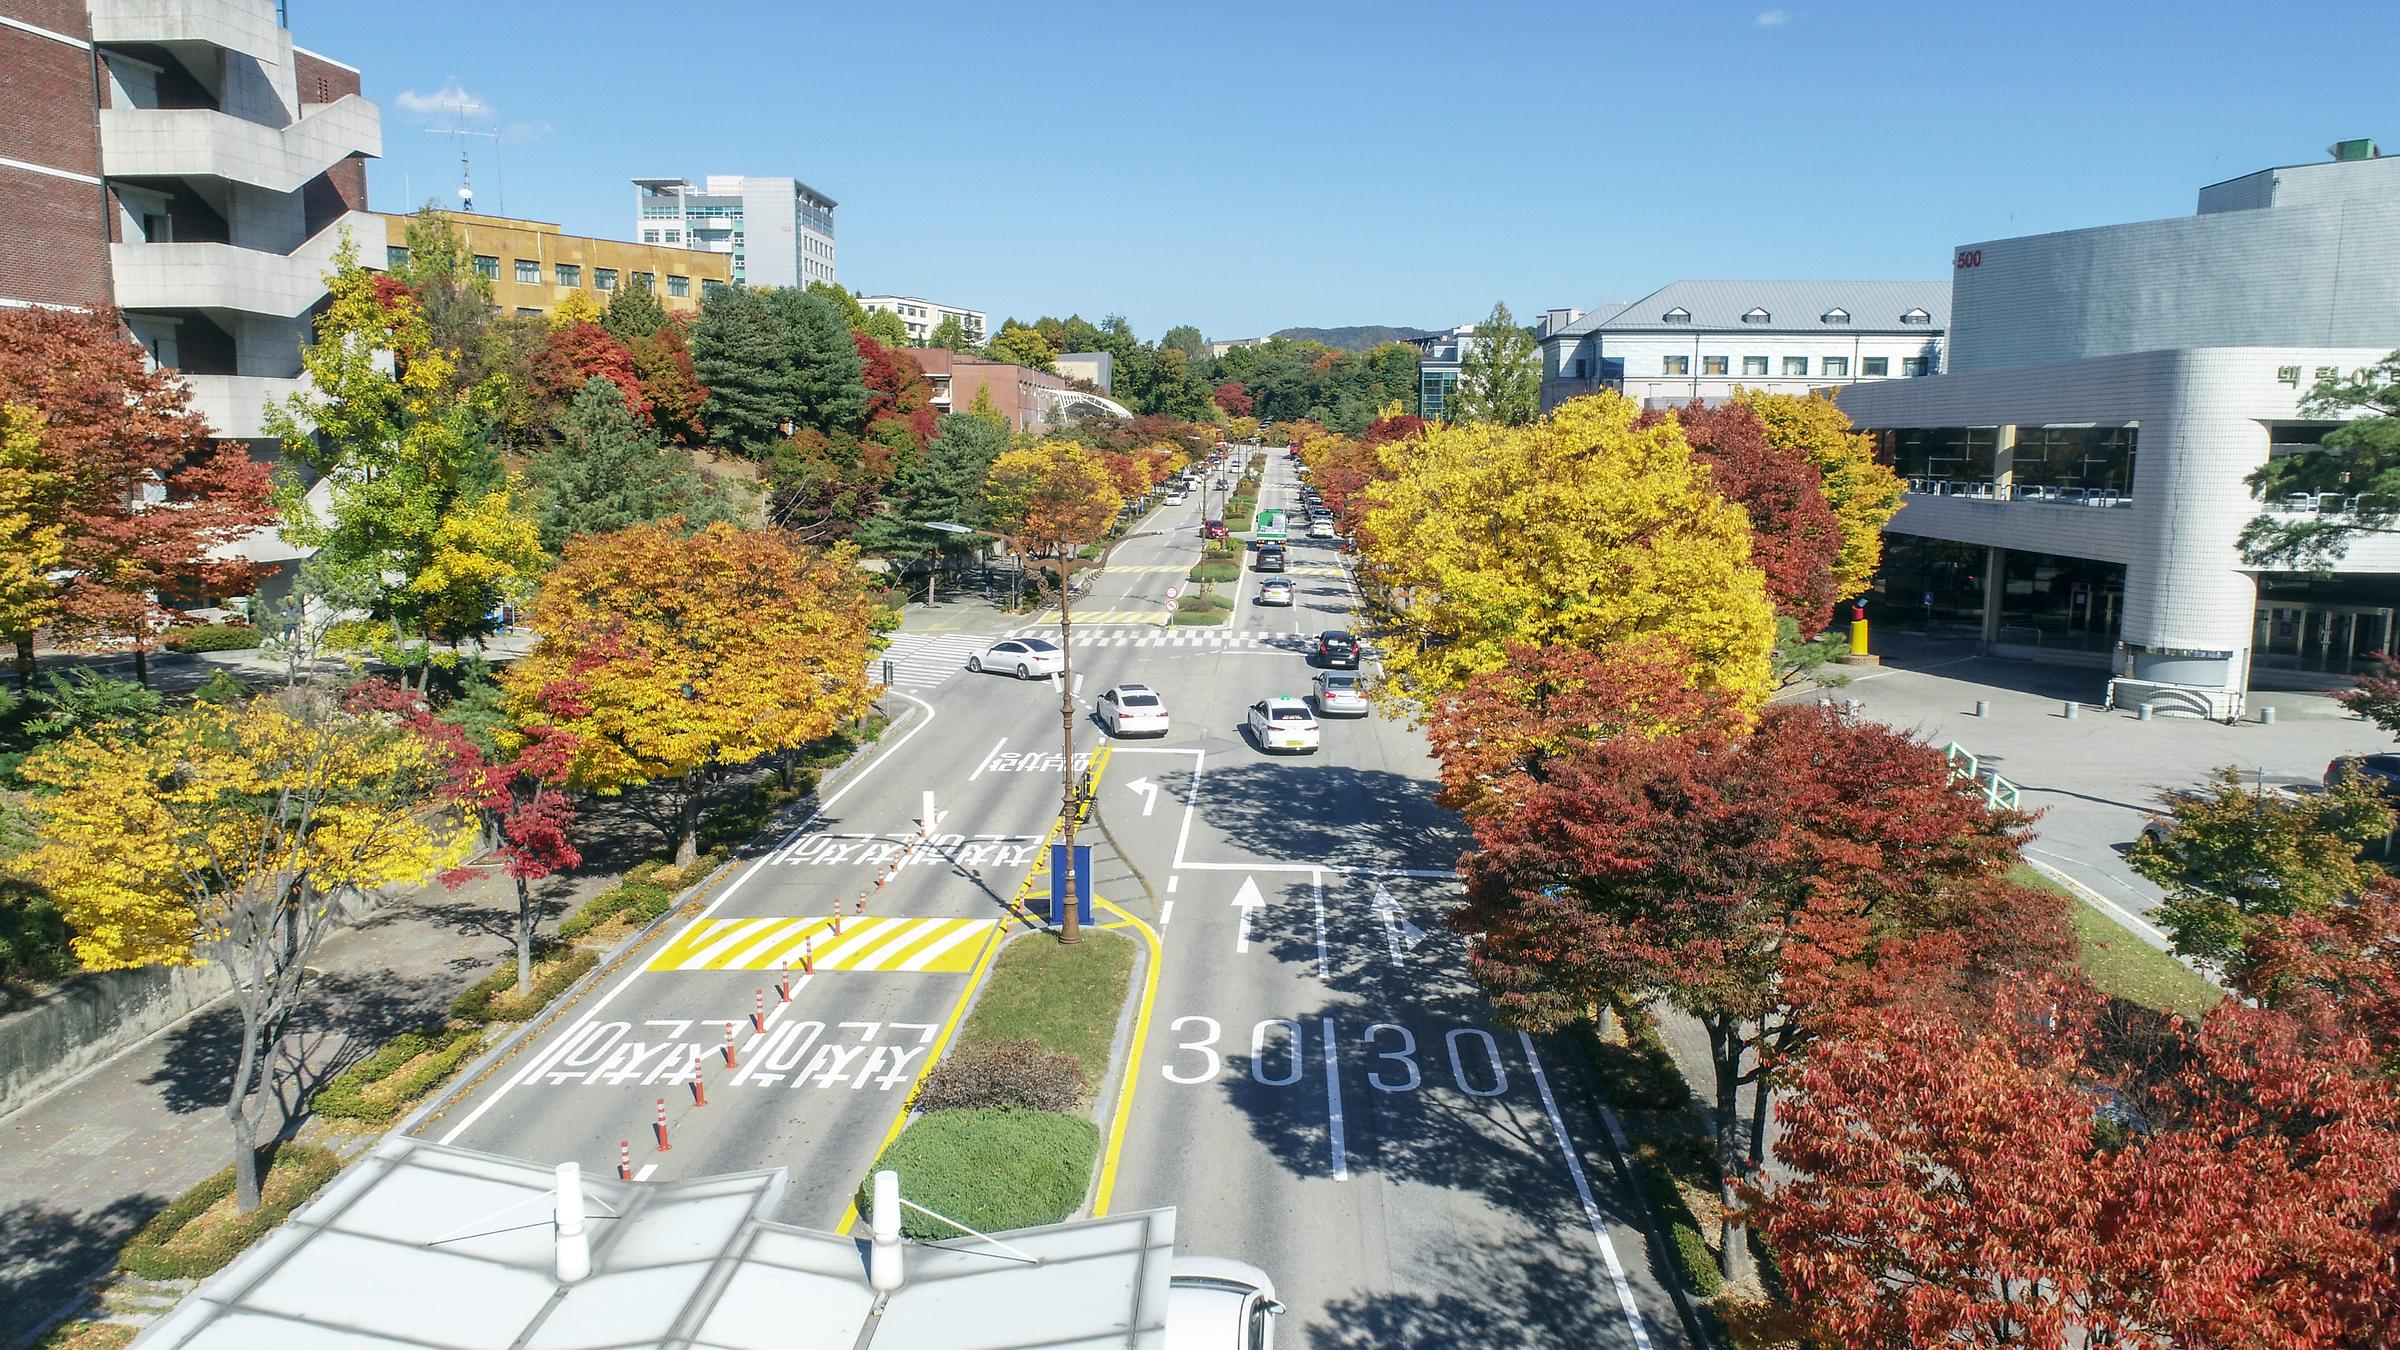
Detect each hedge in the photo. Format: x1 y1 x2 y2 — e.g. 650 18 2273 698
1581 1000 1693 1113
853 1109 1098 1240
162 623 262 653
558 879 676 941
449 948 598 1023
912 1040 1086 1115
1187 561 1238 584
1172 604 1231 627
1632 1135 1724 1299
310 1024 483 1123
117 1144 343 1280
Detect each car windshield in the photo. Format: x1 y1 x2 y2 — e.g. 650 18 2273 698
1269 707 1311 722
1120 692 1160 707
1020 640 1058 653
1323 675 1360 691
1322 633 1352 645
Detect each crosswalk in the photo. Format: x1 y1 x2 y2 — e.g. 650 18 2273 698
1004 627 1355 653
869 633 994 692
646 915 997 973
1023 608 1171 626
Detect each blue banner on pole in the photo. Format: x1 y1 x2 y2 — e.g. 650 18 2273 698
1047 843 1094 925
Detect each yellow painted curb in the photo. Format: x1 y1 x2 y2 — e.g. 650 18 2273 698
1090 894 1162 1218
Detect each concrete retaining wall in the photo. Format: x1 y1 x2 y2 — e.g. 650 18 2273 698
0 962 234 1117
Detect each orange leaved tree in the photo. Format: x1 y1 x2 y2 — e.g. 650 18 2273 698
509 520 881 866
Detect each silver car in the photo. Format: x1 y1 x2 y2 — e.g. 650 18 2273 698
1312 669 1368 716
1168 1257 1283 1350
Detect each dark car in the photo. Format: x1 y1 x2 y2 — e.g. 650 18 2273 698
2327 753 2400 798
1316 629 1360 668
1202 519 1230 541
1255 547 1287 573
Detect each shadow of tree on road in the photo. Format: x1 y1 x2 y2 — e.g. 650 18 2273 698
1306 1245 1655 1349
138 969 452 1121
0 1194 160 1343
1185 760 1465 875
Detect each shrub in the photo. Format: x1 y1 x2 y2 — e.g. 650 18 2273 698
161 623 261 653
1173 603 1231 627
191 670 251 704
1672 1221 1724 1299
913 1039 1088 1114
559 879 677 940
310 1024 483 1123
1187 561 1238 584
449 948 597 1023
1633 1137 1724 1299
852 1108 1098 1240
117 1144 343 1280
1582 999 1692 1112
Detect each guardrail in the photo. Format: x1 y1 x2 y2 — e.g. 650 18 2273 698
1903 478 2133 508
1942 741 2022 812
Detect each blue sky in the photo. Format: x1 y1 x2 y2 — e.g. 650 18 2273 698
294 0 2395 342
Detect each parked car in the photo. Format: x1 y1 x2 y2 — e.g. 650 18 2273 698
966 638 1064 680
1255 578 1295 606
1307 520 1335 540
1315 629 1360 668
1312 669 1368 716
1255 546 1287 573
1202 519 1230 541
1097 683 1170 738
2327 753 2400 799
1169 1258 1284 1350
1247 697 1320 754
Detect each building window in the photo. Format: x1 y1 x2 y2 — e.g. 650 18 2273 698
1782 357 1809 377
1862 356 1889 377
1742 356 1769 377
663 231 681 244
1662 355 1691 376
1902 357 1930 376
633 271 655 291
667 275 690 297
516 307 542 316
595 268 618 291
386 245 410 270
1742 308 1772 325
555 263 581 287
643 230 661 244
1901 308 1932 325
1822 356 1849 378
514 259 541 283
1661 307 1691 324
1821 308 1850 325
1702 355 1728 376
1571 358 1588 378
701 278 727 299
473 255 499 280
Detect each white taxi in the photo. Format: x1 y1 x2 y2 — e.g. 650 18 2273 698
1246 697 1320 754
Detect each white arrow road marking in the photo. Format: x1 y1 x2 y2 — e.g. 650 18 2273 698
1232 875 1264 954
1397 919 1427 951
1371 882 1404 962
1125 777 1159 816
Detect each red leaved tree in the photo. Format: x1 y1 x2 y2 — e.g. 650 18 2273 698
854 333 936 448
1658 401 1844 633
0 306 275 685
631 321 708 448
534 321 649 421
1213 381 1253 416
1361 412 1428 446
1455 704 2064 1281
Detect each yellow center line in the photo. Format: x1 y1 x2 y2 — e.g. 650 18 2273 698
1090 894 1162 1219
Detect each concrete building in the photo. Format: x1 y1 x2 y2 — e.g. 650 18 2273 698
631 174 836 290
1538 281 1948 412
1839 140 2400 715
380 210 731 317
914 349 1130 430
855 294 984 345
1405 324 1476 420
1055 350 1113 395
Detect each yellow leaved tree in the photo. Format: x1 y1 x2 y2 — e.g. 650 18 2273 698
549 289 605 327
15 689 474 1210
1358 391 1778 709
1730 389 1905 600
0 402 66 667
509 520 882 866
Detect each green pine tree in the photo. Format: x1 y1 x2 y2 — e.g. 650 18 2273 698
600 275 669 343
1447 301 1541 427
531 377 742 552
765 287 869 435
690 286 801 457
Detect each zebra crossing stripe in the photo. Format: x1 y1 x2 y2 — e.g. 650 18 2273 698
647 916 993 973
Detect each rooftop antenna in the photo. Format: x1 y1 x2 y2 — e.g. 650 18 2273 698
423 96 502 214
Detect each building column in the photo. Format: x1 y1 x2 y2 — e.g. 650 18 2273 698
1982 546 2006 646
1992 424 2016 497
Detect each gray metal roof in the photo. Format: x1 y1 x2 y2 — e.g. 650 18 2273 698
136 1137 1173 1350
1552 280 1949 337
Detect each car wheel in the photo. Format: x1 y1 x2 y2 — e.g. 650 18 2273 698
1017 662 1033 679
967 656 982 673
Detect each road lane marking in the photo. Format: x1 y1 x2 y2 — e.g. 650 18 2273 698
1159 899 1174 927
1231 876 1264 953
1091 896 1163 1217
634 1164 656 1181
969 736 1009 782
1165 876 1178 894
1312 869 1327 977
894 921 989 971
1322 1015 1348 1182
1519 1031 1655 1350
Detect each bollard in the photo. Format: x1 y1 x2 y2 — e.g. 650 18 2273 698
1844 698 1862 717
722 1022 738 1069
2259 706 2277 726
1974 700 1990 718
803 935 814 974
832 912 843 937
619 1139 633 1181
855 894 866 916
654 1098 672 1151
2138 703 2154 722
690 1054 709 1107
752 989 766 1033
778 961 792 1002
2064 700 2079 720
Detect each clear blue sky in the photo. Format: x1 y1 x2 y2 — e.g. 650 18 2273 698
293 0 2394 342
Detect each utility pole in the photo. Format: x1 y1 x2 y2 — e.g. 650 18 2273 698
1055 551 1081 944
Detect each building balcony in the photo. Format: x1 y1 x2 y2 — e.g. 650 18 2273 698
87 0 286 67
181 372 307 440
113 211 383 320
98 95 380 196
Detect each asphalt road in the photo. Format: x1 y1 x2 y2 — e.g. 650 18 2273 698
413 451 1688 1348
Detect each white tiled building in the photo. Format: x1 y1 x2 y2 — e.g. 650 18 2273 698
1537 281 1948 412
856 294 984 345
1839 141 2400 713
631 175 836 289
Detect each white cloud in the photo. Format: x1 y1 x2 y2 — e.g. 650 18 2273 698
1754 9 1791 25
501 121 552 145
392 80 493 122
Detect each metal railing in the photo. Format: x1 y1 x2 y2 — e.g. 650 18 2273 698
1903 478 2133 507
1942 742 2022 812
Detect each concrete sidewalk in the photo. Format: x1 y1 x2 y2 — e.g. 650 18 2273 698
0 862 615 1345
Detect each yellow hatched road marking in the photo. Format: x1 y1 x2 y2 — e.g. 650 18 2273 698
1028 608 1171 626
646 916 993 973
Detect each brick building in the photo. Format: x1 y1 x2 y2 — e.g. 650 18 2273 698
913 349 1130 432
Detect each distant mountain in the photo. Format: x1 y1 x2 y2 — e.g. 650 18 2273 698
1266 325 1436 352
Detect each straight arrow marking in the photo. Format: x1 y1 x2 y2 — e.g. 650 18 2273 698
1232 875 1263 955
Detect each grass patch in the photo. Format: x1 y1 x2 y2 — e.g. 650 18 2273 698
2013 865 2222 1019
32 1323 136 1350
1187 561 1239 584
1172 605 1232 627
853 1108 1099 1240
310 1023 483 1124
957 931 1134 1087
449 947 598 1023
117 1144 343 1281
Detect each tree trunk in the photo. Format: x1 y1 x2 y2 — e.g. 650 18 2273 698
132 641 150 688
226 1000 266 1212
10 630 30 691
675 777 703 868
515 873 535 997
1705 1013 1758 1286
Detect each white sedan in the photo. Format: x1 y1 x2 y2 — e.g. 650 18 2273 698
966 638 1064 680
1246 697 1320 754
1307 519 1335 539
1168 1258 1284 1350
1311 670 1368 717
1097 683 1170 738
